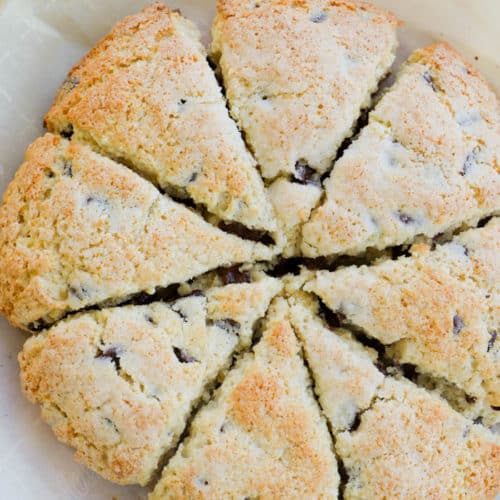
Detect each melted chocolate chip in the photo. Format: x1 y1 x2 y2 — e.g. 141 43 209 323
26 319 50 332
349 412 362 432
423 70 438 92
46 171 55 178
487 331 497 352
63 161 73 177
217 265 251 285
477 216 492 228
211 319 241 336
465 394 477 404
310 11 327 23
473 416 483 425
293 160 319 185
400 363 418 382
397 211 415 225
319 300 345 329
60 124 74 139
206 56 217 71
461 149 478 176
145 314 157 325
453 314 464 336
492 406 500 411
95 346 121 371
218 221 273 245
173 347 198 364
68 285 88 301
269 258 302 277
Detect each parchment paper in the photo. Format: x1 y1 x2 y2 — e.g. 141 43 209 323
0 1 498 498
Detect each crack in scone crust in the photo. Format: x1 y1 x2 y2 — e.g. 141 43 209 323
0 1 499 498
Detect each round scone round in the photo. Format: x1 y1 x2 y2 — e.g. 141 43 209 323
0 1 498 498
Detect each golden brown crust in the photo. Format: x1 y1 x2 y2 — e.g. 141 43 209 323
306 219 500 407
151 298 339 499
45 3 276 232
0 134 274 330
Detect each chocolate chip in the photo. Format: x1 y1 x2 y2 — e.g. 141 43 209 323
461 147 479 176
319 300 345 329
293 160 319 185
217 265 251 285
68 285 88 301
95 346 121 371
400 363 418 382
423 70 438 92
26 319 50 332
465 394 477 404
310 11 327 23
63 161 73 177
188 171 198 183
453 314 464 336
206 56 217 71
397 211 415 225
218 221 274 245
391 245 411 259
349 412 362 432
492 406 500 411
179 98 187 105
211 319 241 336
46 171 55 178
173 347 198 363
60 124 73 139
219 424 226 433
473 416 483 425
477 216 492 228
269 258 302 277
145 314 157 325
487 331 497 352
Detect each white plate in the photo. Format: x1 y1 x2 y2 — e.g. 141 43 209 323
0 1 498 498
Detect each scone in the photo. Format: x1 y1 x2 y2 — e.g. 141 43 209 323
44 2 276 234
306 219 500 409
19 279 280 485
288 292 384 432
302 42 500 257
179 266 283 348
212 0 398 253
336 378 500 499
0 134 275 331
151 297 339 499
289 296 500 498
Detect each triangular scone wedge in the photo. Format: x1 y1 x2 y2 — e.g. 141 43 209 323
0 134 275 330
306 219 500 408
44 3 276 233
151 298 339 499
212 0 398 254
212 0 398 179
18 279 278 486
302 43 500 257
288 293 384 432
336 378 500 499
